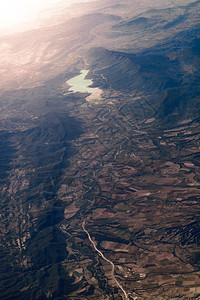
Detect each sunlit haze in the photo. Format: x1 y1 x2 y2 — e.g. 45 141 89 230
0 0 91 34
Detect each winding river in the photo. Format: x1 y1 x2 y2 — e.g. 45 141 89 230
82 220 129 300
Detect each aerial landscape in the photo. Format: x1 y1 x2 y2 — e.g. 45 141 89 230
0 0 200 299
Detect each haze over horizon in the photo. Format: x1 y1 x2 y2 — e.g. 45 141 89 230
0 0 196 36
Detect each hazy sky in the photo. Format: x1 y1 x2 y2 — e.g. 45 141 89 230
0 0 92 34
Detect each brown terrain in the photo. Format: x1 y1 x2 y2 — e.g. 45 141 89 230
0 0 200 299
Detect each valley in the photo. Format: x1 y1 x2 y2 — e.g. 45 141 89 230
0 0 199 299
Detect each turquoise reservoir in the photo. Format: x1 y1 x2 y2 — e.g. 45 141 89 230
66 70 103 101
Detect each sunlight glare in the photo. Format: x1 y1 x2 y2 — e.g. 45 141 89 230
0 0 86 34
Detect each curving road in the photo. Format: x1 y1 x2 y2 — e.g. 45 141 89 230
82 220 129 300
